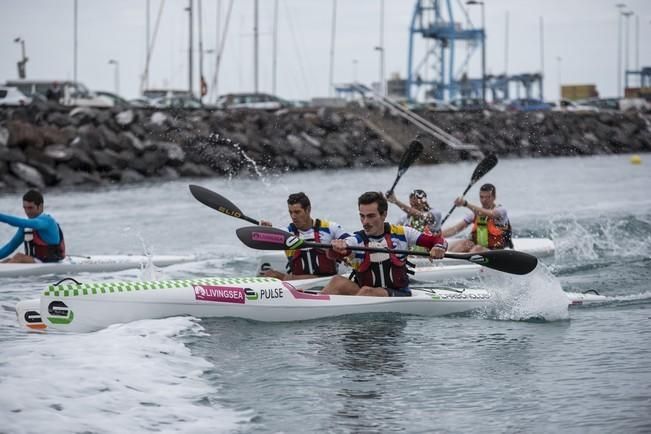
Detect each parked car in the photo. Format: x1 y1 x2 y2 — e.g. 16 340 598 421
153 95 205 109
449 98 489 111
128 97 153 107
575 97 620 111
424 99 458 111
215 93 290 110
550 99 599 112
95 91 130 107
0 86 32 106
143 89 192 101
5 79 112 107
505 98 553 112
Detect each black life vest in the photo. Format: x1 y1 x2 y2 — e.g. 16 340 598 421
287 219 338 276
24 225 66 263
353 223 412 290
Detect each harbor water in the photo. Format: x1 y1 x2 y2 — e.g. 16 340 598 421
1 154 650 433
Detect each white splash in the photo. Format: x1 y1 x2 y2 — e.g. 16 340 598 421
479 263 570 322
231 141 270 186
122 227 161 280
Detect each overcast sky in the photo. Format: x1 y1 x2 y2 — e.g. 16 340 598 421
1 0 650 102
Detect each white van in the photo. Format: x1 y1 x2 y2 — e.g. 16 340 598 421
4 80 113 107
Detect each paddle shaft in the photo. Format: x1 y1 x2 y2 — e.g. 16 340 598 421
440 183 473 226
386 140 423 196
236 226 538 275
231 212 259 225
296 240 448 258
386 176 403 197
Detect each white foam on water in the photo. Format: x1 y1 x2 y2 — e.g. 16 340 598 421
550 215 651 263
0 317 247 433
550 217 600 262
478 263 570 322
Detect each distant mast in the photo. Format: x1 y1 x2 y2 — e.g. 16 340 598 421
328 0 337 97
188 0 194 96
253 0 259 93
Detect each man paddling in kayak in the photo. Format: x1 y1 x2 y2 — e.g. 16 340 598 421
259 192 350 280
442 183 513 253
387 189 442 234
0 190 66 263
322 191 447 297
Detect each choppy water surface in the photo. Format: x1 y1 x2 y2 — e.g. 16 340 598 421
1 154 650 433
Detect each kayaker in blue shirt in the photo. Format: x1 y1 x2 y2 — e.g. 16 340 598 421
0 189 66 263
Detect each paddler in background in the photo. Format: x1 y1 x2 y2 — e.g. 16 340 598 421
0 189 66 263
442 183 513 253
386 189 442 234
322 191 447 297
259 192 350 280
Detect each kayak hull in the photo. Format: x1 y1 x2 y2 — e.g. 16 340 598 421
0 254 196 278
15 277 608 333
17 277 489 333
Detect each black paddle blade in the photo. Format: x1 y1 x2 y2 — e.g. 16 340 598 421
446 250 538 275
470 154 498 184
397 139 424 176
189 185 259 224
236 226 306 251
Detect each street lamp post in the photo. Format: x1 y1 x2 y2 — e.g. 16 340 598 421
622 10 633 91
556 56 562 98
108 59 120 95
378 0 385 96
374 46 384 95
13 37 28 79
185 0 194 96
466 0 486 103
616 3 626 97
352 59 358 83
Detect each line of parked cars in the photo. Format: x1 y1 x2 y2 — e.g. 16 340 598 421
0 79 298 111
2 79 649 112
408 96 649 113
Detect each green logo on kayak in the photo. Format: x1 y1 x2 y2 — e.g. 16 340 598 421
245 288 258 301
47 300 74 325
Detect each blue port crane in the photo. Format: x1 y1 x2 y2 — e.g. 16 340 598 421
406 0 484 102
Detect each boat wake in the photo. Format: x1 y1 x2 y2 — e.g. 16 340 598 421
0 317 247 433
565 290 651 307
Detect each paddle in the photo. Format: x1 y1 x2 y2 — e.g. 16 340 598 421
236 226 538 275
386 139 424 197
440 153 498 226
189 184 259 224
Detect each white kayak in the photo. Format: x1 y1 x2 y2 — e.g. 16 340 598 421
15 275 606 333
15 276 491 333
0 254 196 278
257 237 555 281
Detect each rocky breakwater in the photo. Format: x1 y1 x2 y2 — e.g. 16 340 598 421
1 102 650 192
417 108 651 159
0 103 399 192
